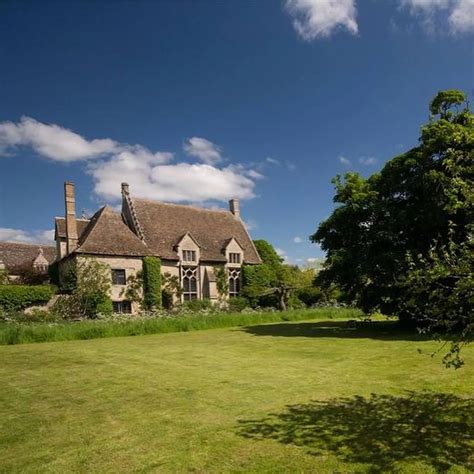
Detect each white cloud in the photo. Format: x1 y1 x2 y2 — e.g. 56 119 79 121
286 161 297 171
0 117 117 161
0 228 55 244
0 117 262 204
285 0 358 40
449 0 474 33
183 137 222 165
90 159 257 203
338 155 352 166
358 156 378 166
266 157 280 165
293 236 303 243
400 0 474 34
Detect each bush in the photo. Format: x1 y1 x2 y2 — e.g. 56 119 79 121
143 257 162 310
96 296 113 316
227 296 249 312
14 264 50 285
0 285 56 311
181 298 213 312
52 258 112 319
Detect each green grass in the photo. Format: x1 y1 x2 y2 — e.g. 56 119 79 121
0 307 361 345
0 316 472 473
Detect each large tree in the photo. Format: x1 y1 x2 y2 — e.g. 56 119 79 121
312 90 473 349
242 240 306 310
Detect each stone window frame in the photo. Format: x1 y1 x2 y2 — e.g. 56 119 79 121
182 250 197 263
112 300 132 313
228 268 241 297
111 268 127 285
181 266 199 301
228 252 241 264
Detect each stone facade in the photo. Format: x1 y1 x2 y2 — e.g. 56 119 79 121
55 181 261 313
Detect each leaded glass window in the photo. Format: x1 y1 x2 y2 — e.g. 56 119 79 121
182 266 198 300
228 268 241 297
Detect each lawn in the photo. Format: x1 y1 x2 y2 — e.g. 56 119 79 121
0 317 472 473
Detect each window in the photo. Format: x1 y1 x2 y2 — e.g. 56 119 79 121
113 300 132 313
111 269 126 285
228 252 241 264
183 250 196 262
228 268 241 297
182 266 198 300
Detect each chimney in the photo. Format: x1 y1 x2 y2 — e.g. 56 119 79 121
229 198 240 218
121 182 130 196
64 181 78 254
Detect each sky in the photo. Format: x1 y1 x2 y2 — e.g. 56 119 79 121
0 0 473 266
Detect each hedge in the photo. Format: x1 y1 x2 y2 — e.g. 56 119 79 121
0 285 56 311
142 256 162 310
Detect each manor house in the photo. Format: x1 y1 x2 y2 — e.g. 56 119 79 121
55 182 261 313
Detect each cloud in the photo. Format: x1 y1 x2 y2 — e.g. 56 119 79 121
358 156 378 166
293 236 303 243
275 247 290 263
338 155 352 166
183 137 222 165
0 117 262 204
90 159 257 203
285 0 358 40
399 0 474 34
449 0 474 33
0 228 55 244
266 157 280 165
0 117 117 161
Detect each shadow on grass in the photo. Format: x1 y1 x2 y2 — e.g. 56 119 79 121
237 391 474 472
241 320 428 341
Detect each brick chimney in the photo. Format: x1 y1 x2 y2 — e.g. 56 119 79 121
64 181 78 254
229 198 240 218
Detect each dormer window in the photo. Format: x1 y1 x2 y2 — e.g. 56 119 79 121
229 252 241 264
183 250 196 262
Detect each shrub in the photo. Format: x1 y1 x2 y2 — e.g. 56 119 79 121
227 296 249 312
0 285 56 311
143 257 162 310
13 264 50 285
181 298 213 312
0 269 10 285
52 258 112 319
96 296 113 316
161 272 181 309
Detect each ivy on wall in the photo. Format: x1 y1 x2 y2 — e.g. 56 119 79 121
142 256 162 310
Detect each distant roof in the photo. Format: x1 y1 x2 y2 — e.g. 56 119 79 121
131 198 261 263
0 242 56 272
74 206 151 257
55 217 90 240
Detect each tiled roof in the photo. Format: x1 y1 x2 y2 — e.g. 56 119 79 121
131 198 261 263
0 242 56 272
74 206 151 257
55 217 90 240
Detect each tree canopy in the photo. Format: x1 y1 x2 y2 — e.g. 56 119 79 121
312 90 473 362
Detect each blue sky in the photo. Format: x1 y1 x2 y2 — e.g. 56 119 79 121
0 0 472 265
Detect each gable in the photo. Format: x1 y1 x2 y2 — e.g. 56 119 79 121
74 206 151 257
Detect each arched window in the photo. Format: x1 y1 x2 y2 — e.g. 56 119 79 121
182 266 198 300
228 268 241 297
